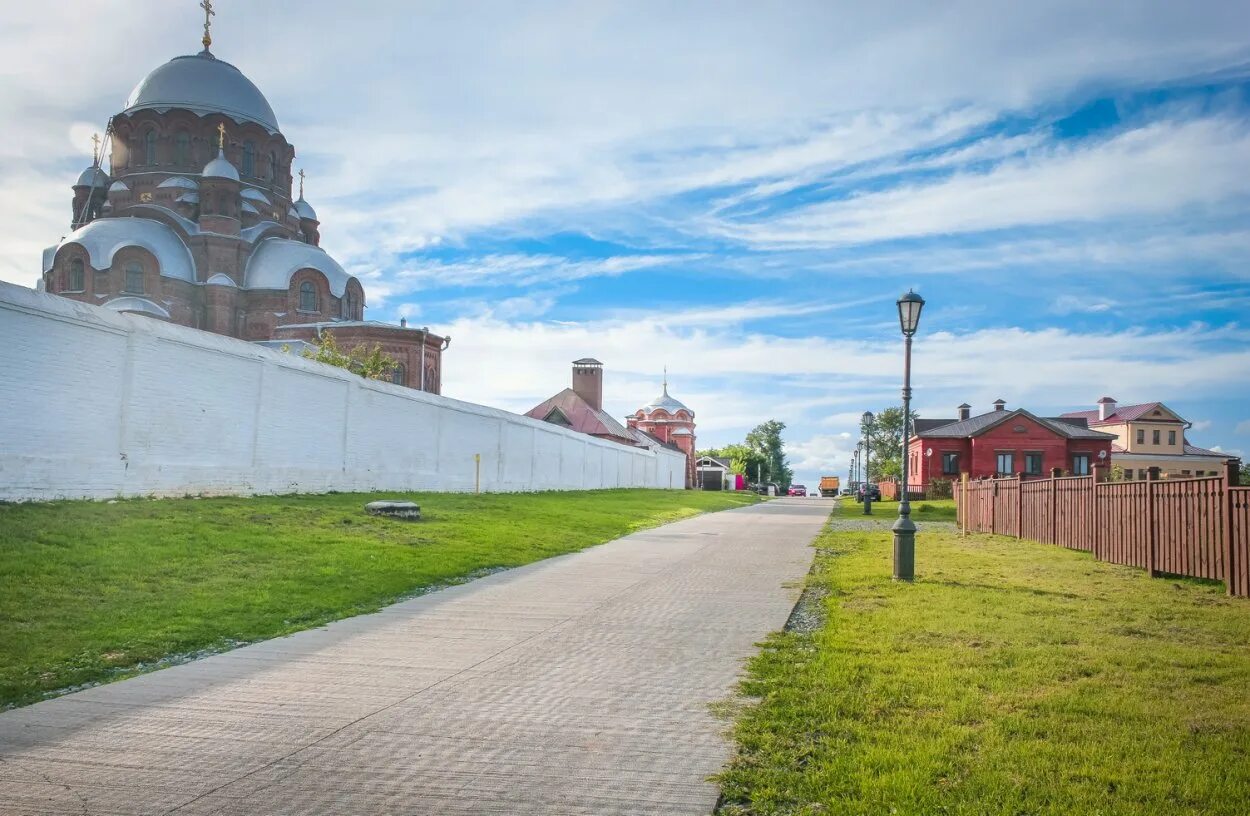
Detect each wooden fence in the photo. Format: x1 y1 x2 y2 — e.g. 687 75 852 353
956 463 1248 597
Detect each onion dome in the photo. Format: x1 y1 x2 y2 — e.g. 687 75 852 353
202 148 239 181
294 196 318 221
123 51 279 132
642 383 692 415
75 166 110 189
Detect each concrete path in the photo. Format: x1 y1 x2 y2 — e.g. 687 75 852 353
0 497 829 816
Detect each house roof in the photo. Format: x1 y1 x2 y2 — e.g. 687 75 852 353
525 388 635 444
1111 441 1236 460
915 409 1117 440
1061 401 1185 426
696 456 732 469
628 427 681 452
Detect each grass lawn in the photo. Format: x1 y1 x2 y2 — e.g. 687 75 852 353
837 497 957 522
716 509 1250 815
0 488 755 709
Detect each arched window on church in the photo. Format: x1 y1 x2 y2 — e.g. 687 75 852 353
124 263 144 295
391 364 406 386
269 151 278 183
242 141 255 177
174 131 190 165
68 258 85 291
299 281 317 312
144 130 157 165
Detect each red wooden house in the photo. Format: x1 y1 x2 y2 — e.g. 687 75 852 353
909 400 1116 493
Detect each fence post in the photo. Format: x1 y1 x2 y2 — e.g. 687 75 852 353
960 472 969 536
990 478 997 535
1146 468 1159 576
1016 473 1025 538
1223 460 1238 596
1049 469 1060 545
1093 464 1109 560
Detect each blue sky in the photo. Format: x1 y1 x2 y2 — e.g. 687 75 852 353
2 1 1249 487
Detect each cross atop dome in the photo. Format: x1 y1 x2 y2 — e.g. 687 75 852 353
200 0 216 51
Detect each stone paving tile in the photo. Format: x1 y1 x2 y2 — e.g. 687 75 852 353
0 498 829 815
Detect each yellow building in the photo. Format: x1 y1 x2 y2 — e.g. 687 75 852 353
1061 398 1235 479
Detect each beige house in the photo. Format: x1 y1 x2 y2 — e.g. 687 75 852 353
1061 398 1236 479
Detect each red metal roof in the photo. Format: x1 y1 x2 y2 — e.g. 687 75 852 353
525 388 636 445
1060 402 1182 426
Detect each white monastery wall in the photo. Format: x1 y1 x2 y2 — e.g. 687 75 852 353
0 282 687 501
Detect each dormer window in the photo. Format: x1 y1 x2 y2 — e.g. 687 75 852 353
299 281 317 312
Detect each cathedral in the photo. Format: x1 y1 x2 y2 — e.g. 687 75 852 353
39 6 447 393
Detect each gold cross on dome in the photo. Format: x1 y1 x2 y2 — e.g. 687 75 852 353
217 122 226 150
200 0 215 50
298 168 306 198
91 133 100 165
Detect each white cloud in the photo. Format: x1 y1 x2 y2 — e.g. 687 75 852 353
721 117 1250 248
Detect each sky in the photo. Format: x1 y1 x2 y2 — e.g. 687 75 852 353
2 1 1249 488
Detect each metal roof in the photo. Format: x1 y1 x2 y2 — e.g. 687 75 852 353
1060 402 1183 426
51 217 196 282
916 409 1116 440
640 384 692 416
526 388 636 444
124 52 280 132
243 237 352 297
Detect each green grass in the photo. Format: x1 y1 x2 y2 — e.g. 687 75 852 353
833 497 958 521
0 488 755 709
717 515 1250 815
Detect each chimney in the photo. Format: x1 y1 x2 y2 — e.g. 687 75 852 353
1097 396 1116 422
399 317 407 328
571 358 604 412
993 399 1006 412
957 403 971 421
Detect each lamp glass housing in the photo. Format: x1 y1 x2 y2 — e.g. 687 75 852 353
897 290 925 337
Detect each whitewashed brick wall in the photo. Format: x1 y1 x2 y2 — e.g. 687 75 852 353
0 282 687 501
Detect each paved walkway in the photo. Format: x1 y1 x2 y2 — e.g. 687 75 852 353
0 498 829 815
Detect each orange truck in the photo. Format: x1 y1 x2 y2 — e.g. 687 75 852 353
819 475 840 497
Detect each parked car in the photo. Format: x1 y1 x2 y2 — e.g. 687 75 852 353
752 482 781 496
788 485 807 497
856 483 881 503
839 487 854 496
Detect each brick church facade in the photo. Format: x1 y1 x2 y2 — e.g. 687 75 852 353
39 17 446 393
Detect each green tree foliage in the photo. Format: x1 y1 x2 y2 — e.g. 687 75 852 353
861 406 919 482
300 332 399 382
699 419 794 488
1241 463 1250 486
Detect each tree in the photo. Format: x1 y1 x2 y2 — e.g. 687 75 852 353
746 419 794 489
1241 462 1250 486
300 332 398 381
861 405 919 482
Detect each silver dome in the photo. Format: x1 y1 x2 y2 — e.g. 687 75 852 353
124 52 279 132
641 385 692 416
294 197 318 221
76 166 110 188
202 149 240 181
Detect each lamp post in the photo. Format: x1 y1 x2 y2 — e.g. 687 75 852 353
855 441 863 491
893 289 926 581
861 411 874 515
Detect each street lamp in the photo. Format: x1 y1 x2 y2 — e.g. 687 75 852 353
893 289 926 581
861 411 874 515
